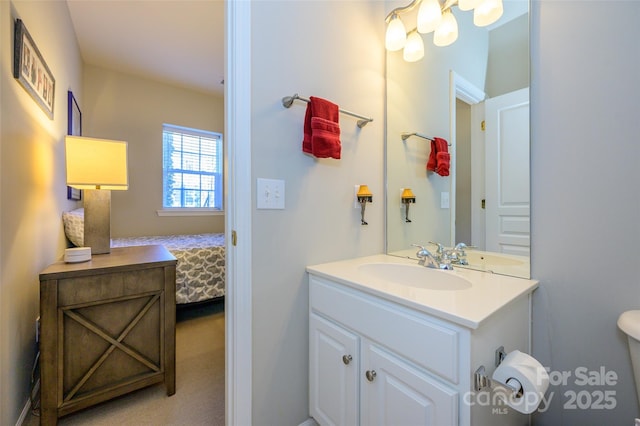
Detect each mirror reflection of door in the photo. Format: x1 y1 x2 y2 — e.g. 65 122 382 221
457 88 530 255
485 88 530 255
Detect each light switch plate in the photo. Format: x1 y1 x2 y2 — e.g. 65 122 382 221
441 191 450 209
257 178 285 209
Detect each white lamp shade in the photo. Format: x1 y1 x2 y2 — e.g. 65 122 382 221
403 31 425 62
385 14 407 51
66 136 129 190
434 9 459 47
458 0 482 11
417 0 442 34
474 0 504 27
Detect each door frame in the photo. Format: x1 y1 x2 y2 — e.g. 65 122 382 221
225 1 252 425
448 71 485 246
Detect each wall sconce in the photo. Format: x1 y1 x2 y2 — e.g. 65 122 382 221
385 0 504 61
401 188 416 222
65 136 129 255
356 185 373 225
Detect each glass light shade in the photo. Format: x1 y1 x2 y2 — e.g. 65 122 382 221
385 14 407 51
65 136 129 190
474 0 504 27
458 0 482 11
433 9 458 47
403 31 424 62
417 0 442 34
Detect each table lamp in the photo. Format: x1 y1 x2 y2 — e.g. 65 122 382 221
65 136 128 254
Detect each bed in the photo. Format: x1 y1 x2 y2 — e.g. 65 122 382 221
62 209 225 305
111 233 225 304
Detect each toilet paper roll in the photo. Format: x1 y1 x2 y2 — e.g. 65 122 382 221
492 350 550 414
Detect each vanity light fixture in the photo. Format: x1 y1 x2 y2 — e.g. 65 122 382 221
65 136 129 255
403 30 425 62
385 13 407 51
356 185 373 225
401 188 416 223
385 0 504 60
434 8 459 47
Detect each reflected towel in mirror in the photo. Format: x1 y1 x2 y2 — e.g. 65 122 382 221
427 137 450 176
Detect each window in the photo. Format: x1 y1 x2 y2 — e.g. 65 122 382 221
162 124 223 210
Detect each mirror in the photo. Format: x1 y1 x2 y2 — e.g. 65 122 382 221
385 1 530 278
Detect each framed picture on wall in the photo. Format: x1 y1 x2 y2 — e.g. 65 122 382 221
68 91 82 136
67 90 82 201
13 19 55 119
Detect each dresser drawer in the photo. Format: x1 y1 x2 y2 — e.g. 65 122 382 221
58 267 165 306
310 275 460 383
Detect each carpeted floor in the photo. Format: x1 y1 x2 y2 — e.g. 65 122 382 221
25 300 225 426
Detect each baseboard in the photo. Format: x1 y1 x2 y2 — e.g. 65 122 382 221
16 378 39 426
298 418 319 426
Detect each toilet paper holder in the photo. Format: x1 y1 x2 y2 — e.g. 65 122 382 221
474 346 524 397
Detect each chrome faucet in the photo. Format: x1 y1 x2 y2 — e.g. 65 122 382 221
427 241 475 266
412 244 453 270
449 242 475 265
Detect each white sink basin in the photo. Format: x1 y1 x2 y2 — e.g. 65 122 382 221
358 263 472 291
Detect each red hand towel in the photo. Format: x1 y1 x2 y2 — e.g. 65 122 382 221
302 96 341 158
426 139 437 172
434 137 450 176
311 117 341 159
436 152 450 176
302 104 314 154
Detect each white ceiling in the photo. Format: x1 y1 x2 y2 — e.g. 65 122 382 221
66 0 225 96
65 0 525 98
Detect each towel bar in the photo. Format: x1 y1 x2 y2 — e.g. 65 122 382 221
401 132 451 146
282 93 373 128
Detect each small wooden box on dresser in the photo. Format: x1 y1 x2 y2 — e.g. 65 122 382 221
38 245 177 425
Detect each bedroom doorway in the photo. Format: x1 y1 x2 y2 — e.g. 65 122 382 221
61 1 231 423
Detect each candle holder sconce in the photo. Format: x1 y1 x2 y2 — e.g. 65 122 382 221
401 188 416 223
357 185 373 225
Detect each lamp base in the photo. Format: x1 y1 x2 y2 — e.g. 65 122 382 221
84 189 111 254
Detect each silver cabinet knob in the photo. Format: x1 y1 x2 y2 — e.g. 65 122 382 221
365 370 377 382
342 354 353 365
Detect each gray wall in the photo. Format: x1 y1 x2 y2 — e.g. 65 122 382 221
250 1 386 424
531 1 640 424
83 64 225 237
486 13 529 98
0 1 82 424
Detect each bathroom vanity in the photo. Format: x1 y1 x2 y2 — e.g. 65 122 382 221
307 254 539 426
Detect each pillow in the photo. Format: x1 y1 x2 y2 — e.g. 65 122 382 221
62 208 84 247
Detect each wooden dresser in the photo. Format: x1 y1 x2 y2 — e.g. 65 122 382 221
39 245 177 425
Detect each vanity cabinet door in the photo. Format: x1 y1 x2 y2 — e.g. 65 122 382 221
310 314 359 426
360 341 458 426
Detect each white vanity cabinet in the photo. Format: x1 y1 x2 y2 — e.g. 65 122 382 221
308 262 536 426
360 340 458 426
310 311 457 426
309 313 359 426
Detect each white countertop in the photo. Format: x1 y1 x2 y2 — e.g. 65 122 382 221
307 254 538 329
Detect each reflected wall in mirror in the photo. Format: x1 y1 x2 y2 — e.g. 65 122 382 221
385 0 530 278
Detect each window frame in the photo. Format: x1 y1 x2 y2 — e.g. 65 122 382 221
159 123 224 215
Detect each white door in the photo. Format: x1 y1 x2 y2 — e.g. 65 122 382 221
360 341 457 426
309 314 359 426
485 88 530 256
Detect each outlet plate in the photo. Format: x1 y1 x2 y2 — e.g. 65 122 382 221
257 178 285 209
